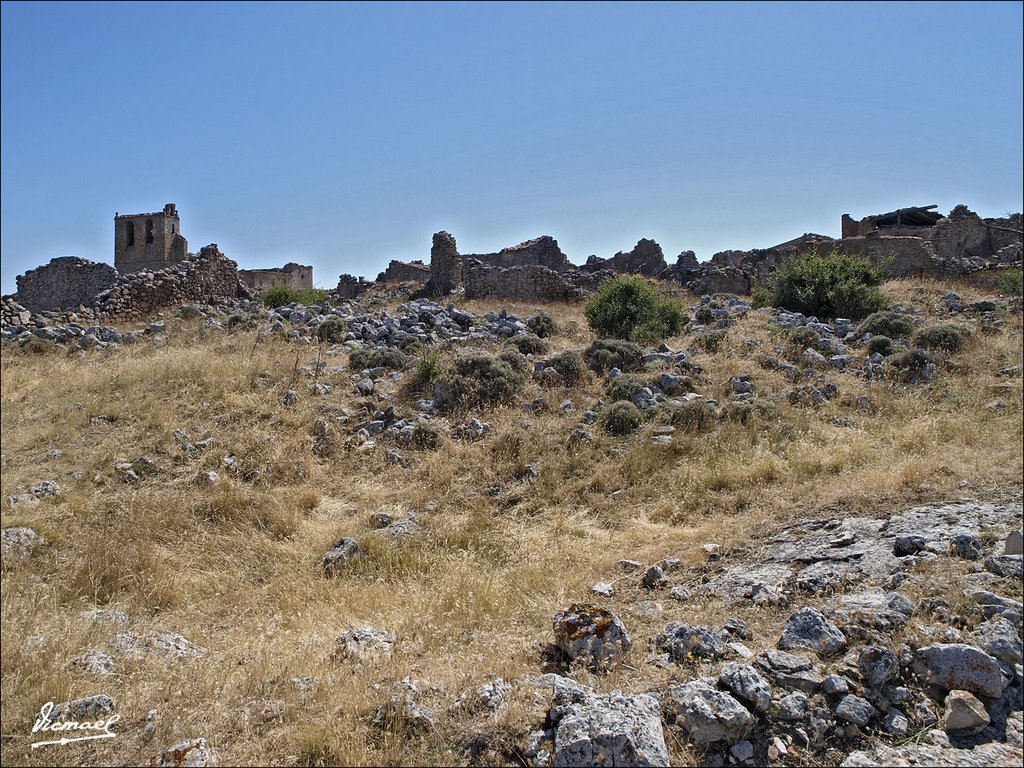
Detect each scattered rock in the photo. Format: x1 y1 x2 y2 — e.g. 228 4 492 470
664 680 755 745
916 643 1006 698
551 689 669 767
323 536 364 576
778 607 847 656
719 662 773 712
154 738 218 767
552 604 632 672
942 690 990 733
1 526 45 560
832 694 876 727
334 627 395 663
656 622 724 661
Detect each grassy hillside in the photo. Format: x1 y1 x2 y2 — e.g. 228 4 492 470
1 277 1021 766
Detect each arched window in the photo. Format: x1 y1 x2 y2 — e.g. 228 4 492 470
145 219 154 244
126 220 135 246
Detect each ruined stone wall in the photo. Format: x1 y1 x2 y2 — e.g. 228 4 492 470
582 238 669 276
14 257 119 313
115 203 188 274
464 236 569 273
462 260 583 301
335 274 371 299
426 231 459 296
92 244 249 319
376 260 430 284
239 263 313 292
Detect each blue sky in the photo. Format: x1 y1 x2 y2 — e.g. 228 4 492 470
2 1 1022 293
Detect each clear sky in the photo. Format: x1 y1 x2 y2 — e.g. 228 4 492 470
2 1 1022 294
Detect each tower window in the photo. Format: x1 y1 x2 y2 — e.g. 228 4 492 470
145 219 154 244
126 220 135 246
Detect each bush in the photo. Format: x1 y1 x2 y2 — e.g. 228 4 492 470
260 285 331 309
692 329 727 353
784 327 820 358
888 348 934 383
693 302 721 326
584 339 644 373
436 352 528 412
656 400 717 433
913 324 965 353
407 349 444 394
526 312 557 338
605 374 651 403
584 275 684 342
759 249 888 320
506 334 548 355
996 268 1023 296
857 311 914 339
546 350 588 386
226 313 256 331
866 335 895 356
316 317 347 343
601 401 643 435
348 347 411 371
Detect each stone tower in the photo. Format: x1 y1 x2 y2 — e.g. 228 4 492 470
114 203 188 273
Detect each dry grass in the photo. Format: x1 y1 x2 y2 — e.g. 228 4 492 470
1 278 1021 766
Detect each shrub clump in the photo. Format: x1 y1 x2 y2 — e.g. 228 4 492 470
692 329 727 354
506 334 548 356
316 317 347 343
435 351 528 412
584 275 684 342
584 339 644 374
526 311 557 338
995 267 1022 296
601 401 643 435
348 347 411 372
546 350 588 387
866 335 895 356
605 374 651 404
888 348 935 383
857 311 914 340
913 324 965 353
755 249 888 320
261 285 330 308
657 400 717 433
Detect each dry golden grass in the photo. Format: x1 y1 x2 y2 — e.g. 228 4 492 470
1 278 1021 766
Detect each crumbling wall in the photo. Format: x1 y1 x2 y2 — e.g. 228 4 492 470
463 260 583 301
115 203 188 274
91 244 250 319
582 238 669 276
464 236 569 273
239 263 313 292
426 231 460 296
376 260 430 284
14 257 119 313
335 274 371 299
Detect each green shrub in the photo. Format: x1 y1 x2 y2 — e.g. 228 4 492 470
260 285 330 309
720 401 755 425
913 324 965 352
226 313 255 331
316 317 347 343
400 335 424 354
601 401 643 435
857 311 914 339
437 351 528 412
410 422 443 450
546 350 588 386
784 327 821 358
693 303 720 326
526 311 557 338
866 335 895 356
606 374 651 403
584 339 644 373
408 349 444 393
584 275 684 342
506 334 548 355
348 347 411 371
657 400 717 433
996 268 1023 296
888 348 934 382
20 336 55 355
759 249 888 320
692 329 727 353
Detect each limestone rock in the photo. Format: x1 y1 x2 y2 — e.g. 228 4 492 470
551 690 669 767
334 627 395 663
655 622 724 661
552 604 632 672
664 680 755 745
778 607 847 656
155 738 218 767
916 643 1006 698
754 649 823 693
323 537 364 576
718 662 772 712
833 694 876 726
1 526 45 560
942 690 990 732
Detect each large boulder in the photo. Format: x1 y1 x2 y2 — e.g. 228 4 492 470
552 690 669 767
553 604 632 672
663 680 755 746
778 607 847 656
915 643 1006 698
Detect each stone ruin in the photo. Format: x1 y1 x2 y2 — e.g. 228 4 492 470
238 262 313 293
114 203 188 274
582 238 670 277
375 260 430 285
462 235 570 273
9 245 249 321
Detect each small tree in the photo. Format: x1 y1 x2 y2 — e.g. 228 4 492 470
756 249 888 320
584 275 684 342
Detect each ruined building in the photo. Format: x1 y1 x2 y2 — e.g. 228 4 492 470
238 263 313 292
114 203 188 274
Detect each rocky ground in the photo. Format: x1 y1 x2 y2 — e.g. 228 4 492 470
1 279 1021 766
